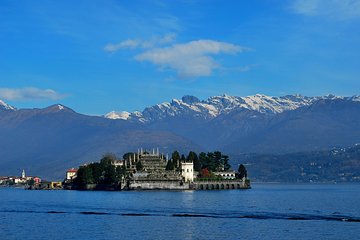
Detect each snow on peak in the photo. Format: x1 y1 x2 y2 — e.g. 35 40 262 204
350 95 360 102
103 94 360 123
57 104 64 110
0 99 16 111
104 111 131 120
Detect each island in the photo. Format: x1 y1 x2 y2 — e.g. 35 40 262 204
62 148 251 191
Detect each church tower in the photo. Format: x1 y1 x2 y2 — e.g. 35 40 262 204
22 169 26 179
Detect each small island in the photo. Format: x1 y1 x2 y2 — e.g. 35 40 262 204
62 148 250 191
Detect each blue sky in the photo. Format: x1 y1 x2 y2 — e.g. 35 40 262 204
1 0 359 115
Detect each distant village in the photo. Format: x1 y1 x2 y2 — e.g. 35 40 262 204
1 148 250 191
0 169 41 187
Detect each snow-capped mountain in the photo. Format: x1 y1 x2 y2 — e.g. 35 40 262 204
0 99 16 111
104 94 360 122
1 94 360 180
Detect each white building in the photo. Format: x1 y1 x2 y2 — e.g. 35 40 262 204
112 160 124 167
181 162 194 182
13 177 26 184
214 171 236 180
66 168 78 180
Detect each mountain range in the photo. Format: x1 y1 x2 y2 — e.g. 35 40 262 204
1 94 359 180
104 94 360 122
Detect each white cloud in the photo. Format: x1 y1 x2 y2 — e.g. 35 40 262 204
135 40 249 78
104 39 139 52
104 33 176 52
0 87 66 101
291 0 360 20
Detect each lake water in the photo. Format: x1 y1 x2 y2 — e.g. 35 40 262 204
0 184 359 240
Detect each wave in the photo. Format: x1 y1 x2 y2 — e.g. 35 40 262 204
172 213 360 222
1 209 359 222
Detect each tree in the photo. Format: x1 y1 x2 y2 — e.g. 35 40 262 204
187 151 201 171
187 151 197 162
116 166 126 182
75 166 94 184
103 153 117 161
198 152 208 170
101 153 117 167
199 168 210 178
27 179 35 186
214 151 223 171
165 160 175 170
103 164 117 184
206 152 216 172
238 164 247 179
90 162 103 184
222 155 231 171
172 151 180 169
136 161 143 171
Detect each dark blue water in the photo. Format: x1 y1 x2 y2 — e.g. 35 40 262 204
0 184 359 240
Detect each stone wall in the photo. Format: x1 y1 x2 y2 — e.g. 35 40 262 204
129 180 190 190
192 180 250 190
128 179 250 190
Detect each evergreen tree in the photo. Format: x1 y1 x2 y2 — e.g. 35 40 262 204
187 151 201 171
238 164 247 179
172 151 180 169
222 155 231 171
116 166 126 180
199 152 208 169
27 179 35 186
101 153 116 167
90 162 103 184
206 152 216 172
187 151 197 162
75 166 94 184
103 164 117 184
165 160 175 170
214 151 223 171
136 161 143 171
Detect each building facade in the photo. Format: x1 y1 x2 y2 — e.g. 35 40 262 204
181 162 194 182
66 168 78 181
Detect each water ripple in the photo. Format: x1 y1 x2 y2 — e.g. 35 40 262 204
1 209 359 222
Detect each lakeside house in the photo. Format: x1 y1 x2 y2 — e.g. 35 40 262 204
66 168 78 181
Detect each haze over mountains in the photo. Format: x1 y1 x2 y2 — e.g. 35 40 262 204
1 94 359 180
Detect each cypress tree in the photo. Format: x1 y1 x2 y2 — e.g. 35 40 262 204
165 160 175 170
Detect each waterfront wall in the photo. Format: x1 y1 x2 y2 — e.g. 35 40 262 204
64 179 250 191
192 180 250 190
129 180 190 190
128 179 250 190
